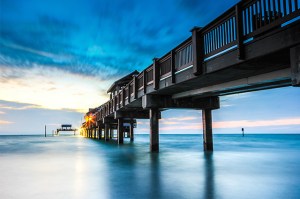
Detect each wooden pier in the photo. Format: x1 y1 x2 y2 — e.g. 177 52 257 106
81 0 300 152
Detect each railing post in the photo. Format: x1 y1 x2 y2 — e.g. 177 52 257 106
235 3 245 60
114 96 117 111
133 76 137 99
171 50 176 83
153 58 160 90
191 26 203 75
143 71 147 94
118 92 121 109
122 88 125 107
127 85 131 104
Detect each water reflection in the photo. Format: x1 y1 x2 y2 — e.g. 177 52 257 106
149 153 161 199
203 152 215 199
1 135 300 199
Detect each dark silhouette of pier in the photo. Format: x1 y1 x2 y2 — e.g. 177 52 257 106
81 0 300 152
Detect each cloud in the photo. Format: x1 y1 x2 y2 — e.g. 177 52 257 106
146 117 300 132
0 120 13 125
0 101 41 110
160 117 198 124
0 111 5 114
0 66 111 112
213 118 300 128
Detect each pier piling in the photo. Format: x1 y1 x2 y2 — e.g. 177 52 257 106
104 123 110 141
118 118 124 144
150 108 160 152
130 120 134 142
202 109 213 151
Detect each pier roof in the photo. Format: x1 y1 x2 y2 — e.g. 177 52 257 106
107 70 139 93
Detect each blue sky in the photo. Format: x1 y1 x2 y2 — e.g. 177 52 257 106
0 0 299 134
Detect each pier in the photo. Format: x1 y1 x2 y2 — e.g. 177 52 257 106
81 0 300 152
56 124 77 135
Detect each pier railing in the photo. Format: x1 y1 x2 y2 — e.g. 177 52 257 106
89 0 300 122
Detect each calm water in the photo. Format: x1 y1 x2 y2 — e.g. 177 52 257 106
0 134 300 199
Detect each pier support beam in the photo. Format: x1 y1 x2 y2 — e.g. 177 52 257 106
150 108 160 152
291 45 300 86
130 120 134 142
110 128 113 139
98 127 102 140
118 119 124 144
104 123 110 141
202 109 213 151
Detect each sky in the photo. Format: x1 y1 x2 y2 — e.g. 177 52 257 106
0 0 299 135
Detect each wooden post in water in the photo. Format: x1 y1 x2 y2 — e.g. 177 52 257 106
44 125 46 137
104 123 110 141
110 128 113 139
202 109 213 151
130 120 134 142
118 118 124 144
150 108 160 152
98 127 102 140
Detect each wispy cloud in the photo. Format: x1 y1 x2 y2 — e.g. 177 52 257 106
0 66 111 112
0 104 41 110
166 117 198 121
0 120 13 125
146 117 300 132
160 116 198 125
0 111 5 114
213 118 300 128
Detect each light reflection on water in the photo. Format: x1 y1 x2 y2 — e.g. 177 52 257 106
0 134 300 199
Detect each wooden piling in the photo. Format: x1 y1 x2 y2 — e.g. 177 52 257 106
117 119 124 144
130 120 134 142
104 123 110 141
202 109 213 151
150 108 160 152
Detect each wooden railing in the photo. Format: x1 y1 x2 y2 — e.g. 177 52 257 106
174 39 193 70
86 0 300 122
145 65 154 84
243 0 299 38
159 54 172 76
202 8 237 57
137 73 144 90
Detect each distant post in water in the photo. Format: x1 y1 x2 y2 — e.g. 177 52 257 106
242 128 244 137
44 125 47 137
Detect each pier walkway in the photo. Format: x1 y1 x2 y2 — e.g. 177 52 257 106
81 0 300 152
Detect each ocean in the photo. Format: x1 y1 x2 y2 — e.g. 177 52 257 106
0 134 299 199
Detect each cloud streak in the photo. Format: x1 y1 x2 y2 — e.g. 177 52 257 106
213 118 300 128
0 66 111 112
0 120 13 125
143 117 300 132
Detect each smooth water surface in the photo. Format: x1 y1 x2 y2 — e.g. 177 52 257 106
0 134 300 199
